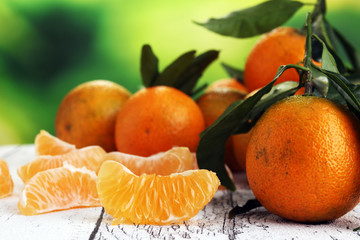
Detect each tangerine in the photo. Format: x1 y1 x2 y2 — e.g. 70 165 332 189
115 86 205 157
246 96 360 222
55 80 131 152
35 130 76 156
244 27 306 91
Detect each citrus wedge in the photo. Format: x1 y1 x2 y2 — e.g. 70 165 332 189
0 159 13 199
18 164 100 215
18 146 106 182
105 147 193 175
35 130 76 156
97 160 220 225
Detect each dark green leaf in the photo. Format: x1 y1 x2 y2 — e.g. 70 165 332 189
141 45 159 87
311 0 326 21
228 199 262 219
333 27 360 73
194 0 303 38
317 67 360 115
221 62 244 84
154 51 195 86
176 50 219 95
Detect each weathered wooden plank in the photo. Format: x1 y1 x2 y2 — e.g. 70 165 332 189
1 145 360 240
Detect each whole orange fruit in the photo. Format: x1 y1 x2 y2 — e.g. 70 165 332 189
55 80 131 152
244 27 306 91
115 86 205 157
206 78 248 95
246 96 360 222
197 80 248 172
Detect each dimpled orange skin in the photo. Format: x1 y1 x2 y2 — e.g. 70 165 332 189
246 96 360 222
115 86 205 157
55 80 131 152
244 27 306 91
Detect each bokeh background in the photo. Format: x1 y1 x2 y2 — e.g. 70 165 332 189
1 0 360 145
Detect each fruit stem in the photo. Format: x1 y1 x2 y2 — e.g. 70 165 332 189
304 12 313 95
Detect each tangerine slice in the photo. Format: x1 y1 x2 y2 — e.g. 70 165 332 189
18 164 100 216
0 159 13 199
97 160 220 225
35 130 76 156
105 147 193 175
18 146 106 182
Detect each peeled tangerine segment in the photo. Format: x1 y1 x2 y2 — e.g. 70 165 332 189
0 159 13 199
18 146 106 182
97 160 220 225
104 147 193 175
35 130 76 156
18 164 100 216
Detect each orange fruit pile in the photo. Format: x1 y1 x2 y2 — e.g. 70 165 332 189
115 86 205 157
55 80 131 152
246 96 360 222
0 159 13 199
97 160 220 225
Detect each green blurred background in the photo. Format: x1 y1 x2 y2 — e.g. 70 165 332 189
1 0 359 145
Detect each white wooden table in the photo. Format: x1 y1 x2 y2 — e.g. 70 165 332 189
1 145 360 240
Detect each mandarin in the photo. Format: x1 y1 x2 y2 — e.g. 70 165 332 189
35 130 76 156
197 80 247 171
55 80 131 152
115 86 205 157
244 27 306 91
246 96 360 222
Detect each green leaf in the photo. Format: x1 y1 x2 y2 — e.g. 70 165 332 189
310 65 329 97
194 0 303 38
221 62 244 84
176 50 219 95
318 68 360 115
312 34 338 73
333 27 360 73
154 51 195 86
140 45 159 87
197 65 299 190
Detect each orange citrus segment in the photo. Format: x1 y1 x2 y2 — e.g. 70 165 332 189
104 147 193 175
0 159 13 199
35 130 76 156
18 146 106 182
97 160 220 225
18 164 100 216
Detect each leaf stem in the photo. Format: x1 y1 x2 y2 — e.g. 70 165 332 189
304 12 313 95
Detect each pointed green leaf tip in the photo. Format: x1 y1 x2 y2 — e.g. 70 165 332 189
141 44 159 87
194 0 304 38
140 44 219 96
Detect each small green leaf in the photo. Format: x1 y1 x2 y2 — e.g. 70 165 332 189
194 0 303 38
176 50 219 95
312 34 338 73
221 62 244 84
310 65 329 97
318 68 360 115
141 45 159 87
154 51 195 86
